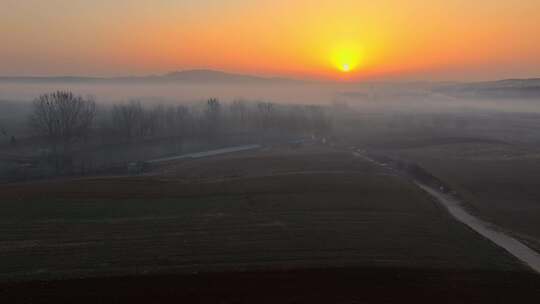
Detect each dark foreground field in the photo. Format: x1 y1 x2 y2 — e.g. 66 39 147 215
1 145 539 302
2 267 540 304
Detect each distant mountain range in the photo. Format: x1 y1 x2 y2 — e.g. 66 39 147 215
1 70 539 99
0 69 303 84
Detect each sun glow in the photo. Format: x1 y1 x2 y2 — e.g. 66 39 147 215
331 42 362 73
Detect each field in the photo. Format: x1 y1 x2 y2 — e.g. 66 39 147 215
340 110 540 253
384 142 540 252
2 268 540 303
0 146 530 277
1 144 539 301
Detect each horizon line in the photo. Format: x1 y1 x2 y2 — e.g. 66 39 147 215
0 69 539 84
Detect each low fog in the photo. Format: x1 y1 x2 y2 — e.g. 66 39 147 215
1 75 540 183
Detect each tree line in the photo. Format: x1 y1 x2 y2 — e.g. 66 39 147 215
28 91 331 171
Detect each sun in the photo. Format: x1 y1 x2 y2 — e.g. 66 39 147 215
331 42 362 73
341 64 351 72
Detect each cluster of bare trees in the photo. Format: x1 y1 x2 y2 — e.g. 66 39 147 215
104 101 193 143
100 98 331 144
29 91 96 169
28 91 331 172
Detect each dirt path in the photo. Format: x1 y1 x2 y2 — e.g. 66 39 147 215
147 144 262 164
417 184 540 274
354 150 540 274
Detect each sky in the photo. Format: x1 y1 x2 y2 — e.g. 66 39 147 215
1 0 539 81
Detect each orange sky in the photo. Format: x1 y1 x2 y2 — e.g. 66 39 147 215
1 0 539 81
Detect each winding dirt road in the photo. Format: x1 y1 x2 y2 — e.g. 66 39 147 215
417 183 540 273
354 149 540 274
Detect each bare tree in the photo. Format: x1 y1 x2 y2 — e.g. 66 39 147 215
205 98 221 139
29 91 96 172
170 105 191 138
257 102 274 131
111 100 146 142
29 91 96 159
230 99 247 129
